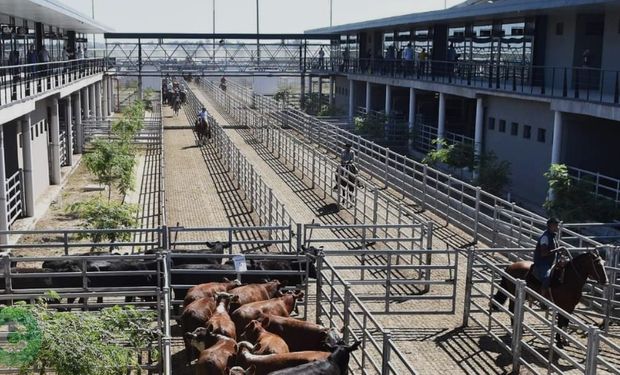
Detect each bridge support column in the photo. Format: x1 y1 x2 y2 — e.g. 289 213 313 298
437 92 446 150
0 124 8 244
365 81 371 113
82 87 90 119
329 76 335 107
20 114 34 217
95 82 102 119
102 77 109 118
89 85 96 117
65 97 74 166
74 91 83 154
385 84 391 116
318 77 323 111
348 79 355 121
408 88 416 152
300 74 306 110
49 97 61 185
549 110 564 200
473 97 484 180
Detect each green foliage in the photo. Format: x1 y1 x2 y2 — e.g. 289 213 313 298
273 87 292 103
22 302 158 375
422 139 474 169
66 198 138 243
544 164 620 222
317 104 344 117
354 113 386 138
113 101 145 140
302 93 321 114
475 151 511 196
83 139 136 200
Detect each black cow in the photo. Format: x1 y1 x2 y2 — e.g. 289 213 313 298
170 241 231 267
267 341 361 375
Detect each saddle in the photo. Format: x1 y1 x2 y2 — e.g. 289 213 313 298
525 262 566 289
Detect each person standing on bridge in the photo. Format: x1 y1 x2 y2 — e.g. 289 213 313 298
318 47 325 70
533 218 566 302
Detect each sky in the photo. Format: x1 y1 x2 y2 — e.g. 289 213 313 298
56 0 466 34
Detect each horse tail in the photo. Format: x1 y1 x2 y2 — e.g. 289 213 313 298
491 275 510 307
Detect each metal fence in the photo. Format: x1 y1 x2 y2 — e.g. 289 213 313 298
59 130 68 167
5 169 23 226
316 255 419 374
464 248 620 374
213 79 600 250
568 166 620 206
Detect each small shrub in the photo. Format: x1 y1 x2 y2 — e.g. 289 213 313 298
354 113 385 138
66 198 138 244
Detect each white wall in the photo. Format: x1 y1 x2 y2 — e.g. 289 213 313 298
16 101 50 203
544 10 577 89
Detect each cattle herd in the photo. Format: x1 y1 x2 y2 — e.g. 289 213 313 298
179 279 359 375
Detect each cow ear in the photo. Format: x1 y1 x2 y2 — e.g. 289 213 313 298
349 340 362 352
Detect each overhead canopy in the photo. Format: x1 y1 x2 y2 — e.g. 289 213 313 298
0 0 112 33
306 0 616 35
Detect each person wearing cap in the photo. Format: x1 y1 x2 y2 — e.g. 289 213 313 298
340 142 356 166
533 218 566 301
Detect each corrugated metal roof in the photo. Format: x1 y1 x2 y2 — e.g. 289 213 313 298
0 0 112 33
306 0 613 35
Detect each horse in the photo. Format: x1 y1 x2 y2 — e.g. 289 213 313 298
490 249 608 348
195 118 211 146
335 163 359 208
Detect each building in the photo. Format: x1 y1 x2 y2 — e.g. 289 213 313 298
0 0 113 242
307 0 620 209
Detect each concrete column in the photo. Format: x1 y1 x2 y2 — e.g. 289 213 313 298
437 92 446 150
385 84 392 116
318 77 323 110
89 85 96 117
300 74 306 110
329 76 335 107
108 77 113 115
95 82 102 119
49 97 61 185
365 81 372 113
408 88 416 150
74 91 83 154
0 125 8 244
20 115 34 217
551 110 563 165
348 79 355 121
82 87 90 119
65 98 74 166
473 97 484 179
308 76 313 96
102 78 109 118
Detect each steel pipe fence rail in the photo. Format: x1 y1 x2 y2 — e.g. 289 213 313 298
464 248 620 374
5 169 23 227
199 80 429 231
168 225 293 253
182 80 295 252
568 166 620 206
315 255 418 374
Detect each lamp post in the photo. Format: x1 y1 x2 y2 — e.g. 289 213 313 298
91 0 96 54
330 0 333 27
256 0 260 64
213 0 216 59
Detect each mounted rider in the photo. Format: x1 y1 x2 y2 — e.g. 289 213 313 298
333 142 357 190
533 217 566 301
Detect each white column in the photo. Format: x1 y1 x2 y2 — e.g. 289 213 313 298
329 76 335 107
50 97 61 185
108 77 114 114
318 77 323 109
365 81 372 112
385 84 391 116
89 85 96 117
437 92 446 150
20 115 34 217
82 87 90 119
348 79 355 121
551 110 563 165
74 92 83 154
102 78 109 118
65 98 74 166
473 97 484 179
95 83 102 119
0 125 8 244
408 88 416 150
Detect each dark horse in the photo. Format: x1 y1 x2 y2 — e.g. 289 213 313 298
195 118 211 146
335 163 359 208
491 249 608 347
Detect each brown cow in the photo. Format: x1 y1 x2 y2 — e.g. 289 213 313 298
183 279 241 309
228 280 283 311
181 297 216 364
231 291 304 334
237 341 329 375
185 327 237 375
241 320 289 355
229 366 254 375
206 293 237 340
257 314 342 352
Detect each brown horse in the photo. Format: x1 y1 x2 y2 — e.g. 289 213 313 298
491 249 608 347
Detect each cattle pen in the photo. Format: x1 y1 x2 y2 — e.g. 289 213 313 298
0 80 618 375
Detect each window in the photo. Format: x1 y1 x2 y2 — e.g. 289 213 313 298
488 117 495 130
523 125 531 139
499 120 506 133
537 128 546 143
556 22 564 35
511 122 519 136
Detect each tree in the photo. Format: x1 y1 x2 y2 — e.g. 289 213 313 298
67 198 138 245
354 113 385 138
83 139 136 202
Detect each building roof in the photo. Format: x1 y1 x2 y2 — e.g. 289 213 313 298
0 0 112 33
306 0 614 35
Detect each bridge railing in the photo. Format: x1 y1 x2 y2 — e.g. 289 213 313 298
464 248 620 374
220 79 600 250
315 255 419 374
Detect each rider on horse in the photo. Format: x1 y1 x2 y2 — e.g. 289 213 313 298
534 217 566 301
333 142 356 190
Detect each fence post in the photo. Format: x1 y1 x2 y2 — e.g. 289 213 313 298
381 331 392 375
315 254 324 324
462 247 475 326
424 222 434 294
268 188 274 227
422 164 428 210
384 148 390 189
372 189 379 238
311 147 316 189
511 280 526 374
474 187 481 242
63 232 69 255
343 284 351 344
584 326 600 375
296 223 303 254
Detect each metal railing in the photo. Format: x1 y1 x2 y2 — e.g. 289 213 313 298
0 58 106 108
5 170 23 227
215 79 600 250
316 255 419 374
319 58 620 106
465 248 620 374
59 130 68 167
568 166 620 206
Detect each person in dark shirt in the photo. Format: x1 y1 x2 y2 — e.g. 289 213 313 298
533 217 566 301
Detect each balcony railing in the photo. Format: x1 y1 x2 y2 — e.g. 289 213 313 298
0 58 106 108
568 166 620 205
315 58 620 106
